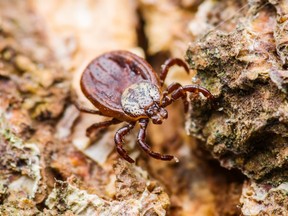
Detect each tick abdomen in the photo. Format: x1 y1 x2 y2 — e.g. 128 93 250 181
80 51 160 120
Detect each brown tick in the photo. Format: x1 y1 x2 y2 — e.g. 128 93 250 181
77 50 213 163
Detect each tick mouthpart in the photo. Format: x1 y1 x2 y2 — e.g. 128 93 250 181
151 115 162 124
146 103 168 124
159 107 168 119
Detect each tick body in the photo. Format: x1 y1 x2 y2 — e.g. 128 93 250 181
78 50 213 163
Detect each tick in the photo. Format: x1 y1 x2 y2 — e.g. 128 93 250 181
77 50 213 163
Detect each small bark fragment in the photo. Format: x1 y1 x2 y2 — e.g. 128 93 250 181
240 181 288 215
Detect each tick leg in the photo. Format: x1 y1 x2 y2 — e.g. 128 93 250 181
114 123 136 163
74 101 105 115
160 58 190 86
71 90 105 115
137 119 174 161
161 83 214 112
86 118 121 137
182 85 214 99
162 82 189 112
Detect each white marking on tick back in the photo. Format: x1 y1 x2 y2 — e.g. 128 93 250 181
121 81 161 117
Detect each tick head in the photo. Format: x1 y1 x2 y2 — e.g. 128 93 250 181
145 103 168 124
122 81 166 122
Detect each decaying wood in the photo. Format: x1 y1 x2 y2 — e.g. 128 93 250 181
186 0 288 183
186 0 288 214
0 0 287 215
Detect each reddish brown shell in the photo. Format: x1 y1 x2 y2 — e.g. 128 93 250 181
80 50 161 121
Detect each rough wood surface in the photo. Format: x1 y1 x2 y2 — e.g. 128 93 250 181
0 0 287 215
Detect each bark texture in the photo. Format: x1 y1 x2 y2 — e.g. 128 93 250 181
186 0 288 186
1 0 287 215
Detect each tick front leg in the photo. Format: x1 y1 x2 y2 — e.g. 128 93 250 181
183 85 214 99
160 58 190 86
162 82 189 112
114 122 136 163
86 118 121 137
161 83 214 112
137 119 175 161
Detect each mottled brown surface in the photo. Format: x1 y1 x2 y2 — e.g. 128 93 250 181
1 0 287 215
240 181 288 215
0 1 170 215
186 0 288 184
